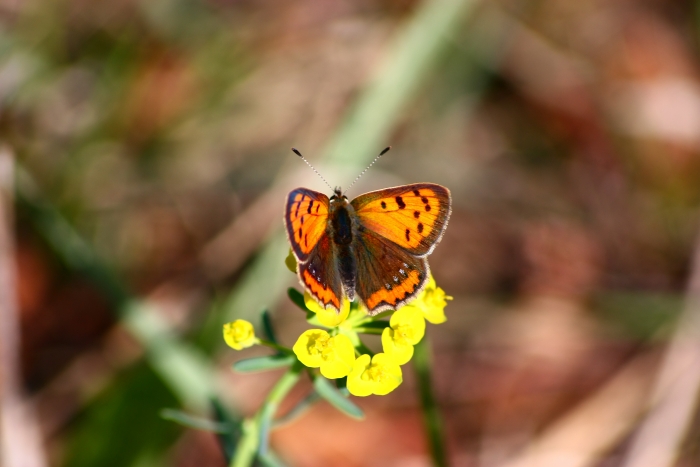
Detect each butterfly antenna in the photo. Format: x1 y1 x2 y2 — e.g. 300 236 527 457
345 146 391 193
292 148 334 192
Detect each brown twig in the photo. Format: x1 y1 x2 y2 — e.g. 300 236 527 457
0 146 47 467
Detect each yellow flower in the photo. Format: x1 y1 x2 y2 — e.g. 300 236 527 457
381 306 425 365
285 248 297 273
223 319 257 350
304 292 351 327
405 275 452 324
293 329 355 379
347 353 403 397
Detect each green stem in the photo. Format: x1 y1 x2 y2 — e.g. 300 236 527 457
230 361 304 467
257 361 303 453
230 418 259 467
413 335 447 467
352 327 384 335
257 339 294 354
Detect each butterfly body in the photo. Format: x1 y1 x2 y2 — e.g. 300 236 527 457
285 183 451 315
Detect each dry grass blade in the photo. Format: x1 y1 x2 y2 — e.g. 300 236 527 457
0 147 47 467
501 352 659 467
621 230 700 467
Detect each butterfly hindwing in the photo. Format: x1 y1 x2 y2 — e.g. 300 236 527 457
285 188 330 262
353 227 429 314
351 183 451 256
299 234 343 311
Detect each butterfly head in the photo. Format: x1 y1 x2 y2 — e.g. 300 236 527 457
330 187 348 206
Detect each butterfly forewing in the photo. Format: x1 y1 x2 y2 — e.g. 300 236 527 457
285 188 330 262
353 228 429 314
351 183 451 257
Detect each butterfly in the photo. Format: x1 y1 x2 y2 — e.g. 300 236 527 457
284 149 451 315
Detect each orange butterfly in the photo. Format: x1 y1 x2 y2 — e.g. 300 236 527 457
284 148 451 315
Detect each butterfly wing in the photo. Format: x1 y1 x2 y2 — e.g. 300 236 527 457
285 188 342 310
350 183 451 257
351 183 450 314
299 235 343 310
285 188 331 262
353 228 429 314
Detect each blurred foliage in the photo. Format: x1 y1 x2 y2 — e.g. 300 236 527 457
63 363 181 467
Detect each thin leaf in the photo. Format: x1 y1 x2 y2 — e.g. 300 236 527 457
287 288 307 312
357 320 390 330
370 310 394 320
335 377 350 397
211 398 242 462
313 377 364 420
261 309 278 344
273 392 321 427
160 408 230 433
233 355 296 373
258 450 286 467
305 312 323 327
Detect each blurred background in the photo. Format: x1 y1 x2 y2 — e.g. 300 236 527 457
1 0 700 465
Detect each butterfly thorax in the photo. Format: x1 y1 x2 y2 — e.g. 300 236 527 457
329 196 354 246
328 193 357 300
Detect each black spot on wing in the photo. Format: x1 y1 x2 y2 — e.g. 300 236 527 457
307 201 314 214
421 196 429 204
405 228 410 241
413 211 420 219
417 223 424 233
294 196 303 217
381 201 386 209
396 196 406 209
413 189 420 197
425 204 431 212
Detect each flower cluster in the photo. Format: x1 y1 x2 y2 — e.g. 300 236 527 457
222 252 452 398
223 319 257 350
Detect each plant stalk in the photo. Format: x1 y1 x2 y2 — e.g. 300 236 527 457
230 361 303 467
413 335 448 467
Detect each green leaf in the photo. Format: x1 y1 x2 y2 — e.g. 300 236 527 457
233 354 296 373
258 450 286 467
160 408 230 433
62 363 181 467
335 377 350 397
305 312 323 327
210 398 241 462
287 288 307 311
357 320 390 330
371 310 393 320
313 377 364 419
261 309 278 344
273 392 321 427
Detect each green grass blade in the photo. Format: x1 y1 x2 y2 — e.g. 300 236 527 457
160 408 230 433
233 355 296 373
313 377 364 420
